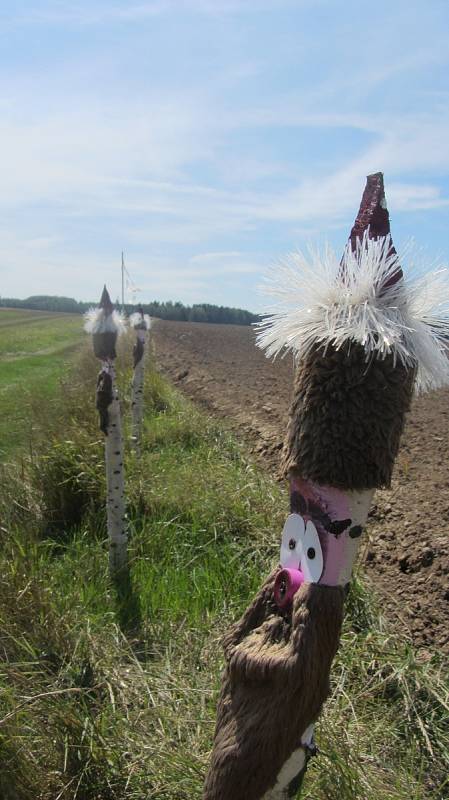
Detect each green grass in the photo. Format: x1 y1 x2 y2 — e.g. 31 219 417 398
0 308 74 328
0 334 447 800
0 308 85 456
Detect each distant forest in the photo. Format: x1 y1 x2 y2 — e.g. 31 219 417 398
0 295 259 325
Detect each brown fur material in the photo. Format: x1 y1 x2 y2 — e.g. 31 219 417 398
93 287 118 360
281 342 414 489
133 336 144 367
203 571 344 800
93 331 117 360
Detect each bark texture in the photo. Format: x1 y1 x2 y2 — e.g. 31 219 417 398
203 572 344 800
262 740 310 800
281 343 415 489
103 365 127 575
96 370 113 435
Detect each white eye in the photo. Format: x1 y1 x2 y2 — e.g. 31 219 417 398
301 521 323 583
280 514 305 569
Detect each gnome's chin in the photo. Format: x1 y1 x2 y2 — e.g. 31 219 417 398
204 572 344 800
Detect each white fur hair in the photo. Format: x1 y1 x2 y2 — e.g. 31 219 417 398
256 232 449 393
129 312 151 330
83 307 127 335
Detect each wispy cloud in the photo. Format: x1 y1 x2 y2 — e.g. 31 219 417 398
0 0 448 305
189 251 262 274
4 0 302 28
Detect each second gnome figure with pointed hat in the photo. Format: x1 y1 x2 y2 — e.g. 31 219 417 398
129 306 151 454
203 173 449 800
84 287 128 577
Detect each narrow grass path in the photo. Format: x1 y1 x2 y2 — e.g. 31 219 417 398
0 309 84 456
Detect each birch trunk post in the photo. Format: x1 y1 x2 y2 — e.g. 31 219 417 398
84 286 128 578
203 173 449 800
129 307 151 455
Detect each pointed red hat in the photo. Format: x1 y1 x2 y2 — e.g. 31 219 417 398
99 285 114 315
348 171 402 287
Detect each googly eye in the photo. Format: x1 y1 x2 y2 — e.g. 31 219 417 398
280 514 305 569
301 520 323 583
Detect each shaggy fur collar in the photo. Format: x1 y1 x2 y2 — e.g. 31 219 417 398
256 232 449 393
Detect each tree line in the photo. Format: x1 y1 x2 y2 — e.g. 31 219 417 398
0 295 259 325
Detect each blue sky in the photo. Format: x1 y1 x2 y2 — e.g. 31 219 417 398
1 0 448 310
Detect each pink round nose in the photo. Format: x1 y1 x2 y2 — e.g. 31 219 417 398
274 568 304 609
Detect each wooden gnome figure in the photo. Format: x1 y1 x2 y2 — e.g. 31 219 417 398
129 306 151 454
84 286 128 576
203 173 449 800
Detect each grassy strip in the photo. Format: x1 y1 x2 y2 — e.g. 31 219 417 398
0 309 77 328
0 340 447 799
0 310 85 457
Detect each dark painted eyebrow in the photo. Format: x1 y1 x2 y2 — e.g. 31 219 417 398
326 518 352 537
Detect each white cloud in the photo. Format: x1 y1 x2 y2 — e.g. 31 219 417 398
387 183 449 211
3 0 303 27
2 64 448 232
0 228 264 305
189 251 262 274
1 0 448 306
3 1 169 27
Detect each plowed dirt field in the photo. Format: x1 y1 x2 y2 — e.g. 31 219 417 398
153 319 449 653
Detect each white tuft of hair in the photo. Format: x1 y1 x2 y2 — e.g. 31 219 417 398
256 232 449 393
83 308 127 335
129 312 151 330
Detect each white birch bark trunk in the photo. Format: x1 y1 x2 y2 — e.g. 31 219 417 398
263 726 314 799
104 362 127 575
131 329 146 454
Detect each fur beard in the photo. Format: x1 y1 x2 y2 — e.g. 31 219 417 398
129 311 151 331
203 571 344 800
256 233 449 393
129 312 151 331
84 307 127 336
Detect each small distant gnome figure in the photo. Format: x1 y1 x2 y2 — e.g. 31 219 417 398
203 173 449 800
129 306 151 454
84 287 128 576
